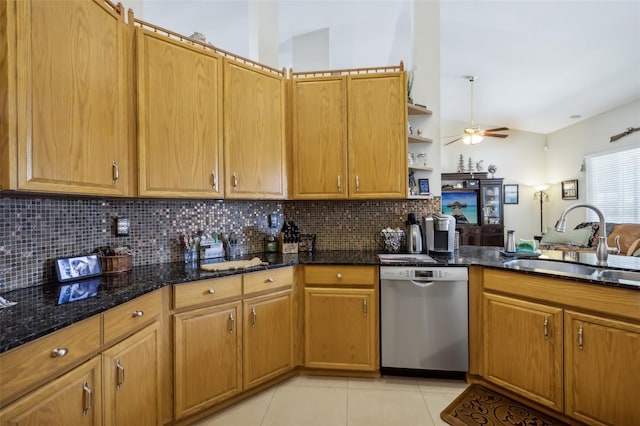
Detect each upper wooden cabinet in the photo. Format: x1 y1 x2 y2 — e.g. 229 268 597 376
136 29 224 198
347 72 407 199
223 59 287 199
290 67 407 199
2 0 132 196
290 76 348 199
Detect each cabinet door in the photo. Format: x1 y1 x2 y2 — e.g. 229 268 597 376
243 291 293 389
483 293 563 411
479 179 503 227
347 72 406 199
565 311 640 426
174 300 242 419
136 30 224 198
304 287 376 371
10 0 130 196
224 59 286 199
102 322 161 426
0 356 102 425
291 76 348 199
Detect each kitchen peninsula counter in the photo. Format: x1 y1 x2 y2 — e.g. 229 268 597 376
2 247 639 353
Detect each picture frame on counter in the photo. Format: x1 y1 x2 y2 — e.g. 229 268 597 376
55 254 103 282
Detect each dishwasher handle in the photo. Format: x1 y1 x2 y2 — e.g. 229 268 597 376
410 280 435 287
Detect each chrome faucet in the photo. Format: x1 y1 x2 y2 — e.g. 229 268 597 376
554 203 620 266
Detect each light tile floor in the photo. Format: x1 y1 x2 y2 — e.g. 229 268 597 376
193 375 467 426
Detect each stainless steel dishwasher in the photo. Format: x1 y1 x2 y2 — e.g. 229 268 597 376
380 266 469 379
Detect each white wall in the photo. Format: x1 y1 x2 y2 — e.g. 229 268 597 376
441 119 548 240
545 100 640 230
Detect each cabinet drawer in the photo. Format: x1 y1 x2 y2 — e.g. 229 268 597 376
243 267 293 295
103 290 161 346
174 275 242 310
0 315 101 407
304 265 376 286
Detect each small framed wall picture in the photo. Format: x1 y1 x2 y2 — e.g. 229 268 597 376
561 179 578 200
503 184 519 204
55 254 103 282
418 178 431 195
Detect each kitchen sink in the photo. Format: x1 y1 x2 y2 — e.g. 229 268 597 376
502 259 598 277
377 253 437 263
596 269 640 284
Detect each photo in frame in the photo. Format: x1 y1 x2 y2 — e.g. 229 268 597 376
562 179 578 200
418 178 431 195
55 254 103 282
503 184 519 204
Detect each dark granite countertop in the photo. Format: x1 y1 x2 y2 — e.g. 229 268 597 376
1 247 639 353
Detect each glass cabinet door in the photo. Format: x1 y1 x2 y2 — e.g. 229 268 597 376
481 182 503 226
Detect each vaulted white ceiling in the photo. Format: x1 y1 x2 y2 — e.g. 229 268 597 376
131 0 640 134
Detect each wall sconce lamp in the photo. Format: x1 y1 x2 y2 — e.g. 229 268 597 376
533 184 550 234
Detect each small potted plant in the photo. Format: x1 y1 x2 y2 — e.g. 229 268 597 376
407 69 414 104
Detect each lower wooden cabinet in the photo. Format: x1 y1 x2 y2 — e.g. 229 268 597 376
483 293 563 411
304 287 376 371
173 300 242 419
303 265 378 372
478 269 640 426
564 311 640 426
102 322 162 426
0 356 102 425
243 290 293 389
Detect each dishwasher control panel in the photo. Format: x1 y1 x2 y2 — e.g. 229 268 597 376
380 266 468 281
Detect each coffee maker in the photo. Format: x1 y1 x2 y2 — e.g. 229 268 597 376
423 213 456 255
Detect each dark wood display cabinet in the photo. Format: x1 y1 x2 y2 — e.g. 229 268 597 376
441 173 505 247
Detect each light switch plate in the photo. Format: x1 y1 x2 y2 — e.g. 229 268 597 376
116 218 130 236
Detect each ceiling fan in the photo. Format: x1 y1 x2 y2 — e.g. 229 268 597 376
444 76 509 146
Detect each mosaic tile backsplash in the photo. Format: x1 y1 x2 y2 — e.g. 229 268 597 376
0 195 439 291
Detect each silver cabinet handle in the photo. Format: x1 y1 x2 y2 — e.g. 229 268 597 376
355 175 360 192
578 325 584 350
543 317 549 340
363 298 368 316
112 161 120 184
336 273 343 279
51 347 68 358
228 312 235 332
82 381 93 416
233 172 238 189
132 310 144 318
251 307 257 328
212 171 218 192
337 175 341 191
266 277 275 283
116 360 125 390
208 288 216 295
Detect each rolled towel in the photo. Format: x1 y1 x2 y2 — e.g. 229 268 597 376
517 239 537 253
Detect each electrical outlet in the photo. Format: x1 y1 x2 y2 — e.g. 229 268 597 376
115 218 130 236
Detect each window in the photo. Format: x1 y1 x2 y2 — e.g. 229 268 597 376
585 147 640 223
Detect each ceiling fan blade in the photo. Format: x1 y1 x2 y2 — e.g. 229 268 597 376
483 127 509 133
484 133 509 138
444 137 463 145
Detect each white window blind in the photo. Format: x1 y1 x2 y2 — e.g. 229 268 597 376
585 147 640 223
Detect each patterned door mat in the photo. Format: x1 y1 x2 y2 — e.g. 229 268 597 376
441 384 570 426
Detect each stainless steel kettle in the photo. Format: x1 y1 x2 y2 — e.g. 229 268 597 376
405 213 423 253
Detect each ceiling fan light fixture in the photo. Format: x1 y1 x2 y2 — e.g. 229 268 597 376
463 134 484 145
